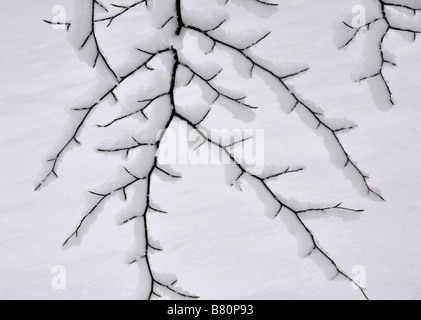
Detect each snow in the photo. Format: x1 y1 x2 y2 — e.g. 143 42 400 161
1 0 421 300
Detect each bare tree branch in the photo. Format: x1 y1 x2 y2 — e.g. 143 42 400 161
95 1 147 28
43 19 71 31
97 137 156 158
63 168 147 246
181 63 258 110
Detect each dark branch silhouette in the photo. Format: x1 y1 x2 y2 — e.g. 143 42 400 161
39 0 375 300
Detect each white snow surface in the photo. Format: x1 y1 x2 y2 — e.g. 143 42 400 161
1 0 421 300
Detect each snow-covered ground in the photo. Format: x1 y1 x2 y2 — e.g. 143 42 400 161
1 0 420 300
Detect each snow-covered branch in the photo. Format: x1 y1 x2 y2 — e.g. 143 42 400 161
35 48 171 191
174 112 368 300
185 24 383 201
39 0 378 300
340 0 421 105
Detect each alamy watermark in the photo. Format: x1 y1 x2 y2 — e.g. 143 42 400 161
51 265 66 290
352 265 367 290
351 5 367 28
157 122 265 175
